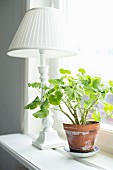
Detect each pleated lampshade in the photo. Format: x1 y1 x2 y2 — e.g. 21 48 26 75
7 7 75 58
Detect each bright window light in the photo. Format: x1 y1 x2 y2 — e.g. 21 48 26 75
67 0 113 127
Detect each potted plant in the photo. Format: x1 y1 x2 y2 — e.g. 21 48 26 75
25 68 113 153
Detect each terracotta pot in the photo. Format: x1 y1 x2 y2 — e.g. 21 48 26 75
63 122 100 153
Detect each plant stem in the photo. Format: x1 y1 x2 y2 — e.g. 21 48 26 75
85 99 98 119
69 102 80 124
36 89 41 93
59 105 75 124
63 100 74 115
50 108 61 111
80 111 87 124
73 109 80 125
80 99 98 124
64 99 80 124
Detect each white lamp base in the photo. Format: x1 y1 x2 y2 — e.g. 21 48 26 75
32 52 65 150
32 130 65 150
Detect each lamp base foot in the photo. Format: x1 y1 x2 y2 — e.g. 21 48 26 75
32 130 65 150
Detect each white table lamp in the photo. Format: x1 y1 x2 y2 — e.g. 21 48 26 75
7 7 76 149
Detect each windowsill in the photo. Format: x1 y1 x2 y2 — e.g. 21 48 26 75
100 123 113 132
56 147 113 170
0 133 112 170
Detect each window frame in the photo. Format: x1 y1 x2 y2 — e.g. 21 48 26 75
24 0 113 154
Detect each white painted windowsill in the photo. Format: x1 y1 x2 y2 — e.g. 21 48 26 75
0 134 112 170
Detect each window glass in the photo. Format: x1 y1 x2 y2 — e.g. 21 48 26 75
67 0 113 126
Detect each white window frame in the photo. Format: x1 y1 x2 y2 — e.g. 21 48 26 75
24 0 113 154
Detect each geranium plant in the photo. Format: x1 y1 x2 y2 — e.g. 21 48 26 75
25 68 113 125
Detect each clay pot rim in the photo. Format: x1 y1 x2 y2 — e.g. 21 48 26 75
63 121 99 126
63 121 100 131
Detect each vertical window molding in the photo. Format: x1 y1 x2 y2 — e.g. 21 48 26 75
23 0 30 134
25 0 30 11
29 0 51 8
23 59 29 134
54 0 68 22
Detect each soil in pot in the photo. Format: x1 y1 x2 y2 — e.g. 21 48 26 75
63 121 100 153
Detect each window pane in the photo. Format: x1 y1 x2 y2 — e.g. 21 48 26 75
67 0 113 126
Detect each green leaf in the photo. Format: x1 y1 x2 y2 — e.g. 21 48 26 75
78 68 86 74
64 87 74 100
91 78 101 90
43 85 49 90
24 96 41 110
41 99 50 110
47 88 55 94
81 80 89 86
34 96 41 102
110 87 113 93
49 95 60 105
59 68 71 75
33 109 49 118
109 80 113 87
104 102 113 112
47 90 63 106
49 79 61 85
24 102 38 110
54 85 59 90
28 82 41 88
55 91 63 99
89 94 97 100
92 111 101 122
